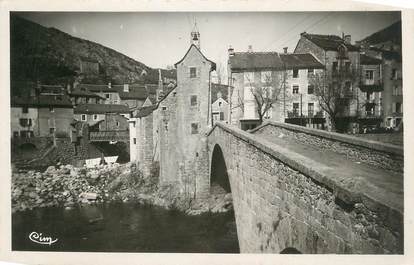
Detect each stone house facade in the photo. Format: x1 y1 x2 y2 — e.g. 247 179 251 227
11 95 74 138
293 32 361 131
74 103 130 127
228 47 325 130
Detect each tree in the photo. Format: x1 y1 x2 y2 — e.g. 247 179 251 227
245 71 286 125
309 62 359 132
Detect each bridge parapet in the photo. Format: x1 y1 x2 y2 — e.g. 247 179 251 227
207 122 403 253
89 131 129 142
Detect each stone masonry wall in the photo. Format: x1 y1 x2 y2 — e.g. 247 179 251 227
207 124 402 253
252 124 403 173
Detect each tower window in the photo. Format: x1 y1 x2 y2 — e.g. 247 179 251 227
22 106 29 114
133 138 136 144
81 114 87 121
190 95 197 106
190 67 197 78
191 123 199 134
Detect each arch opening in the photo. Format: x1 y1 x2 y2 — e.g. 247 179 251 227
18 143 37 151
210 144 231 193
280 247 302 254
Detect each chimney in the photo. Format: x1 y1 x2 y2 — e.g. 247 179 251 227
247 45 253 53
344 34 351 44
123 84 129 92
228 45 235 57
217 91 222 99
283 47 288 54
300 31 307 37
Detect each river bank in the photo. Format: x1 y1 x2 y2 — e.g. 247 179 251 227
11 162 233 215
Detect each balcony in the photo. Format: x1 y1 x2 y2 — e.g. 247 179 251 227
287 110 324 119
359 80 383 92
359 110 383 119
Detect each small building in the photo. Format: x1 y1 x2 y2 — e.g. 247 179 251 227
11 94 74 138
74 103 131 127
211 84 229 124
69 86 105 105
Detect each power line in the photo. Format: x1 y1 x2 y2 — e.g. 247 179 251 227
262 14 314 51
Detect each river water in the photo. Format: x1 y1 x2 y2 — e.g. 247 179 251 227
12 202 239 253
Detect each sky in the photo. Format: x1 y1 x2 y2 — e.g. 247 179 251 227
18 12 401 70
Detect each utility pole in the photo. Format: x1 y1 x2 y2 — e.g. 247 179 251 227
300 93 303 126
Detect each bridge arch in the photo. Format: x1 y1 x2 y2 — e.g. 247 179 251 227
210 144 231 193
280 247 302 254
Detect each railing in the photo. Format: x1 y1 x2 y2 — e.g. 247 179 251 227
287 110 324 119
89 130 129 142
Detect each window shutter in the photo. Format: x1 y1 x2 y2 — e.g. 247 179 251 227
392 103 396 113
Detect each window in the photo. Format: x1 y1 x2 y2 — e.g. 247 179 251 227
293 69 299 78
308 68 314 75
93 114 98 121
366 92 372 101
190 67 197 78
292 85 299 94
395 102 402 113
261 71 272 83
81 114 87 121
49 128 55 135
49 107 54 113
162 106 167 110
308 103 314 117
190 95 197 106
22 106 28 114
19 118 32 127
191 123 199 134
105 93 110 99
393 86 402 96
244 72 254 84
392 69 398 80
218 102 222 107
345 62 351 72
365 70 374 80
116 121 120 127
219 112 224 120
13 131 19 138
293 103 299 115
332 62 338 72
133 138 136 145
307 85 314 95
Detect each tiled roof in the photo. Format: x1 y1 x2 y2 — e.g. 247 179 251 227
135 105 157 118
174 44 216 70
360 54 382 65
302 33 359 51
229 52 284 72
115 84 157 100
280 53 324 69
211 83 230 102
11 95 73 108
229 52 323 71
69 89 105 98
74 103 130 114
79 84 118 92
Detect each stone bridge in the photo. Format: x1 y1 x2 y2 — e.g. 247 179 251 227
206 121 403 254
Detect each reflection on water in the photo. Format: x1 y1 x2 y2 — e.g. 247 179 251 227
12 202 239 253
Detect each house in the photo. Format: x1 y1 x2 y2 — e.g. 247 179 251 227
357 54 383 129
294 32 360 131
211 83 230 124
11 94 74 138
69 86 105 105
356 21 402 130
81 83 121 105
74 103 130 129
227 46 325 130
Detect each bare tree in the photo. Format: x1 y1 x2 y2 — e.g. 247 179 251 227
309 63 359 132
245 71 286 125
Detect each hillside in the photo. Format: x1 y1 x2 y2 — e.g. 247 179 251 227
358 20 401 47
10 14 176 94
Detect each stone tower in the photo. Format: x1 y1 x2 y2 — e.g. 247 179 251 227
157 29 216 199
